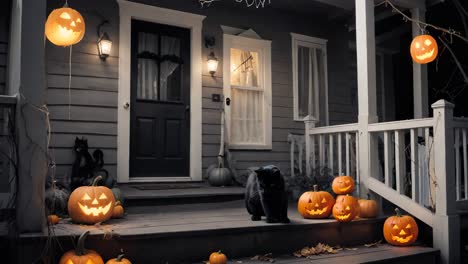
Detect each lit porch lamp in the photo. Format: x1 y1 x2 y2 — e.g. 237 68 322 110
97 21 112 60
207 51 219 76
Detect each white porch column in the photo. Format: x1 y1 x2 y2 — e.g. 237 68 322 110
10 0 48 232
411 8 429 118
355 0 379 196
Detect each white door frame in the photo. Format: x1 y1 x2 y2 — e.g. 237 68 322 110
116 0 205 182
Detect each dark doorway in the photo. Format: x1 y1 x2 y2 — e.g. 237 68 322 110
130 20 190 178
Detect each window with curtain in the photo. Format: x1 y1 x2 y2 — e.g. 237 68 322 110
292 33 328 125
223 34 272 149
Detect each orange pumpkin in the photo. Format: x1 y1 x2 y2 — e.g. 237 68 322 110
47 214 60 225
357 195 379 218
45 6 85 47
209 251 227 264
332 195 359 222
383 208 418 246
297 185 335 219
106 254 132 264
112 201 125 219
410 34 438 64
59 231 104 264
332 175 355 195
68 176 116 224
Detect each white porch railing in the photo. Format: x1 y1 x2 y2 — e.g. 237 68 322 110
305 100 463 262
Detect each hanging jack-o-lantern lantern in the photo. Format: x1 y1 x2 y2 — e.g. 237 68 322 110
45 6 85 47
410 34 438 64
332 175 355 195
332 195 359 222
59 231 104 264
383 208 419 246
68 176 115 224
297 185 335 219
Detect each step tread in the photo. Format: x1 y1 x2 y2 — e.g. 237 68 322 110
22 200 384 238
231 244 438 264
120 184 244 200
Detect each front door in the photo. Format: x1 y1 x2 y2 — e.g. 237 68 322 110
130 20 190 178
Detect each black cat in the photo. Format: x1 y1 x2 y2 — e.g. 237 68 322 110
245 165 290 223
71 137 114 191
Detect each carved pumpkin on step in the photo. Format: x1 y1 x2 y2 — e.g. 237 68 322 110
410 34 438 64
332 195 359 222
332 175 355 195
383 208 418 246
298 185 335 219
59 231 104 264
68 176 115 224
45 6 85 47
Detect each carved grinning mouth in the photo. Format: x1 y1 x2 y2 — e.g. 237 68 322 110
78 202 112 216
306 207 328 215
338 185 352 192
335 213 351 220
391 234 413 243
415 48 435 60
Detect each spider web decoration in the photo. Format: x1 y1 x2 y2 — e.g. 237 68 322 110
199 0 271 8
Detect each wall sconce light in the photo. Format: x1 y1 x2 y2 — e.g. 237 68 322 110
205 36 218 76
97 20 112 60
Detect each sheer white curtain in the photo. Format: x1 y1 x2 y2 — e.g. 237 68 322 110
230 50 264 145
137 32 158 100
160 36 181 101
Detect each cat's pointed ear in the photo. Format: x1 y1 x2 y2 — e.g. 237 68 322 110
255 167 263 174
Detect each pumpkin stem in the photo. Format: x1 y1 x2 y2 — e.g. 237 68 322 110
92 175 103 186
313 185 318 192
116 254 125 262
76 231 90 256
395 208 402 217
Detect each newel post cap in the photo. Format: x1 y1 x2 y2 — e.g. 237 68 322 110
431 99 455 109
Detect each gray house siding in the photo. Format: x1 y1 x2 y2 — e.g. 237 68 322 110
0 0 10 95
46 0 356 182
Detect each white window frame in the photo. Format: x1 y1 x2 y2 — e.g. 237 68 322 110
223 34 272 150
291 33 329 124
117 0 205 182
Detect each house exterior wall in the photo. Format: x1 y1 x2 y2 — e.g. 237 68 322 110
45 0 357 182
0 0 10 95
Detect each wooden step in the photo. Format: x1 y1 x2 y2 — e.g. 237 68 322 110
120 183 245 209
12 200 413 263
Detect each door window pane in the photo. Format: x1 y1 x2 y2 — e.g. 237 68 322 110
298 46 310 119
230 48 260 87
160 36 182 101
231 88 264 144
137 32 159 100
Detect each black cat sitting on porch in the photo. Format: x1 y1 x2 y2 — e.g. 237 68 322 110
70 137 116 191
245 165 290 224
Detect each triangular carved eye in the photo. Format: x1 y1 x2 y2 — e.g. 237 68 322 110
66 259 75 264
345 206 350 210
393 224 400 230
424 39 432 46
99 193 108 200
82 193 91 200
60 12 71 19
345 180 350 184
406 224 412 229
415 42 421 49
321 198 327 203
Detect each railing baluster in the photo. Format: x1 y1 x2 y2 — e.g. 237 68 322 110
338 133 342 174
356 132 360 191
384 131 393 188
455 128 461 200
329 134 334 174
319 134 325 167
311 135 316 170
410 128 419 202
346 132 350 175
395 130 406 195
464 129 468 200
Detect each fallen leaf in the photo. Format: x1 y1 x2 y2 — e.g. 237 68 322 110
251 253 275 262
364 240 382 248
293 243 340 258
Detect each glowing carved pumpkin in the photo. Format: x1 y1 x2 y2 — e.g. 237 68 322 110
68 176 115 224
209 251 227 264
45 6 85 47
357 194 379 218
410 34 438 64
332 175 355 195
297 185 335 219
106 254 132 264
59 231 104 264
332 195 359 222
383 208 419 246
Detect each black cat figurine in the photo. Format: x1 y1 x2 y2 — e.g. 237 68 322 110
245 165 290 223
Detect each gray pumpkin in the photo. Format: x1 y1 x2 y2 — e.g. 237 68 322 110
45 181 70 216
208 167 232 186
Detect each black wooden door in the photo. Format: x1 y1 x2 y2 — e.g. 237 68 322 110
130 20 190 178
